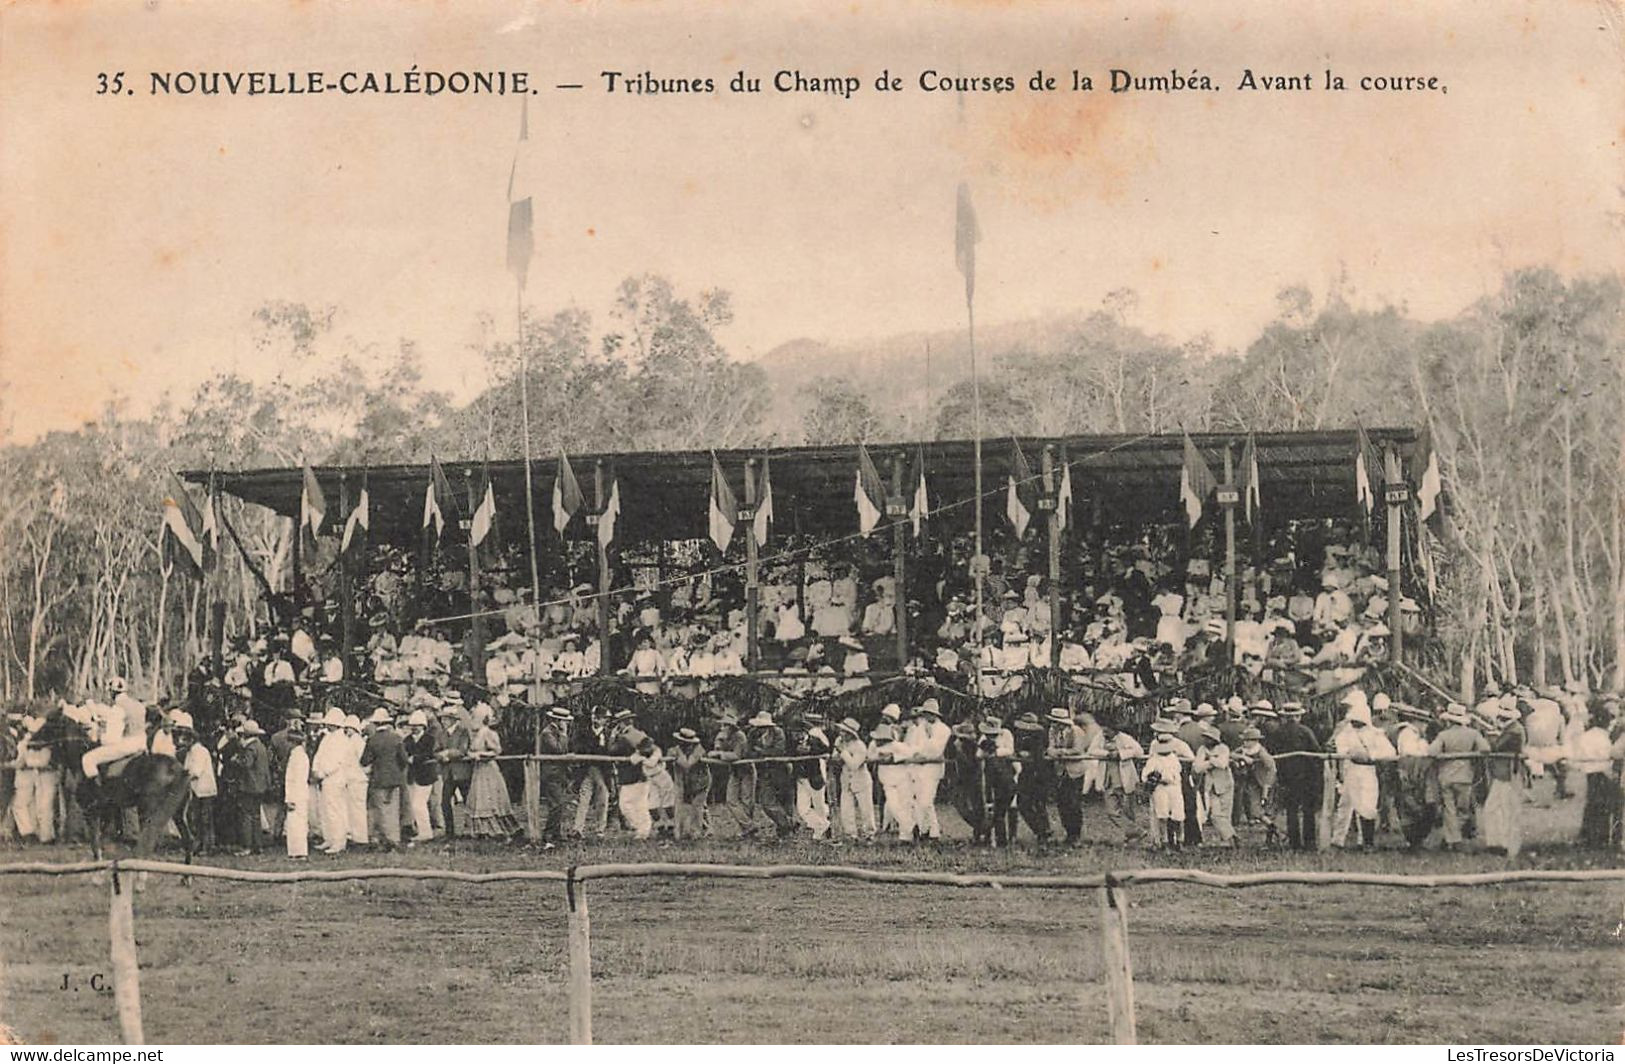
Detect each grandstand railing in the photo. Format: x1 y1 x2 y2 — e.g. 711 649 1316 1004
2 858 1620 1046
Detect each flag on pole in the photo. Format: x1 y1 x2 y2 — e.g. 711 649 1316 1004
752 457 774 548
598 476 621 549
954 182 980 307
341 479 370 555
300 461 326 540
470 467 497 547
709 455 738 553
1354 421 1382 518
909 447 929 537
201 473 220 565
855 444 886 536
1239 432 1261 526
506 97 535 290
161 472 205 572
1180 432 1217 529
552 451 583 535
1413 423 1443 533
1056 453 1073 534
423 456 455 541
1006 440 1034 539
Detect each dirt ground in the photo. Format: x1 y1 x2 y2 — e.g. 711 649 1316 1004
1 783 1621 1044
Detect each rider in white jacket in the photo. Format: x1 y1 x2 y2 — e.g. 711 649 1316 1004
78 677 149 778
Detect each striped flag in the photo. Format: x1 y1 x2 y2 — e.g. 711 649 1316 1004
341 479 370 555
955 182 980 307
1056 453 1073 534
552 451 583 535
598 476 620 549
1413 423 1443 533
506 97 535 289
909 448 929 537
423 456 455 541
1354 421 1382 518
300 461 326 539
1239 432 1261 526
161 472 205 572
470 467 497 547
1180 432 1216 529
752 457 774 548
855 444 885 536
1006 439 1034 539
709 455 738 553
201 473 220 565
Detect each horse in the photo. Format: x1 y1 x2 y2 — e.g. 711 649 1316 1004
32 711 194 864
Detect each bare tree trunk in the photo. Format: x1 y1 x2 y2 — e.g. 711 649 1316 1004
151 564 171 700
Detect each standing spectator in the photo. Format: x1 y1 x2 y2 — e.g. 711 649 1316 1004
266 712 303 842
671 727 711 840
536 707 576 846
832 717 875 841
906 700 951 840
1195 722 1237 846
283 718 311 860
437 703 472 837
1268 702 1323 851
971 717 1017 847
746 711 797 839
1231 726 1276 836
311 708 351 855
1481 702 1525 857
607 710 654 840
1574 701 1618 846
1144 720 1187 850
1332 693 1395 850
361 710 409 852
789 714 831 840
1044 706 1089 846
231 720 271 856
641 735 678 839
1094 716 1145 845
465 705 520 838
403 710 441 845
571 707 613 840
341 714 370 849
869 722 916 842
1429 703 1489 852
175 713 217 855
707 710 750 836
11 714 59 844
1012 712 1052 844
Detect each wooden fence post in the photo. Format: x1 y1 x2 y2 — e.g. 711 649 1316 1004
566 867 593 1045
1099 876 1136 1045
523 759 542 842
108 864 145 1044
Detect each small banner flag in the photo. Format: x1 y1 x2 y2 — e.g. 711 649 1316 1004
300 461 326 539
1056 453 1073 534
1240 432 1262 526
1413 423 1443 533
752 457 774 548
1006 439 1034 539
423 456 455 541
506 96 535 290
1180 431 1217 529
909 447 930 537
855 443 886 536
954 182 980 307
709 454 739 553
341 481 370 555
552 451 583 535
470 468 497 548
161 472 205 572
598 476 621 549
201 473 220 565
1354 421 1383 519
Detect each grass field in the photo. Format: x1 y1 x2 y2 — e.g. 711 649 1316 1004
1 785 1621 1045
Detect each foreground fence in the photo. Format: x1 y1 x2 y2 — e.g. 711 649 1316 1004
2 859 1622 1045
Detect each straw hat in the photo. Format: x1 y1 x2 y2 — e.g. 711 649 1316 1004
747 711 775 727
546 706 573 722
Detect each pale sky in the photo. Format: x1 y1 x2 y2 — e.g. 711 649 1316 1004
2 0 1622 442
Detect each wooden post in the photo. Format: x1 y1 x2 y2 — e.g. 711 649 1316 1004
522 759 542 842
1043 446 1061 676
289 513 302 616
745 458 761 673
1318 758 1338 851
1099 877 1136 1045
566 870 593 1045
1385 446 1404 666
890 455 908 670
464 469 487 684
594 462 611 676
338 473 354 677
1222 445 1237 660
108 866 145 1044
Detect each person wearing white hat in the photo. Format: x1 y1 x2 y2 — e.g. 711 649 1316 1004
1193 723 1236 846
338 714 371 849
1331 692 1394 850
1480 702 1526 857
311 709 352 854
607 710 655 841
743 712 796 839
1428 703 1488 850
905 699 951 841
1043 707 1088 845
230 719 272 856
401 709 441 845
1267 702 1322 850
868 722 917 841
536 706 576 845
283 716 312 859
1143 721 1187 850
832 718 876 841
80 676 149 780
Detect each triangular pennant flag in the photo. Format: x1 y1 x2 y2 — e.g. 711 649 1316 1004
1413 424 1443 533
300 461 326 537
201 473 220 565
709 455 739 553
423 456 455 542
1240 432 1261 526
161 472 205 572
752 457 774 548
552 452 583 535
1056 454 1073 535
341 483 370 555
955 182 980 307
506 96 535 290
598 477 621 550
1006 439 1034 539
909 447 929 537
470 468 497 547
1354 421 1382 518
1180 432 1217 529
855 444 886 536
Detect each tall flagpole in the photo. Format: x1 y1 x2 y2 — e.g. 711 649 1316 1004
969 291 983 714
517 286 544 626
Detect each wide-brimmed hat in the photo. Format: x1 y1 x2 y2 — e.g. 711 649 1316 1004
917 699 942 718
1199 723 1221 741
366 707 393 725
837 634 864 652
1240 726 1263 741
880 703 902 721
1278 702 1305 716
870 723 896 742
1193 703 1218 719
1012 712 1043 731
1046 706 1072 724
341 714 362 732
611 708 635 722
547 707 573 722
674 727 701 743
1150 719 1178 734
835 717 862 737
320 707 347 728
747 711 775 727
1441 703 1471 724
977 718 1004 736
238 719 265 736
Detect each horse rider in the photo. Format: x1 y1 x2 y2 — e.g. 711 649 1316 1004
77 677 150 780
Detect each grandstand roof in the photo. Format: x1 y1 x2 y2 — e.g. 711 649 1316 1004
189 428 1419 546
